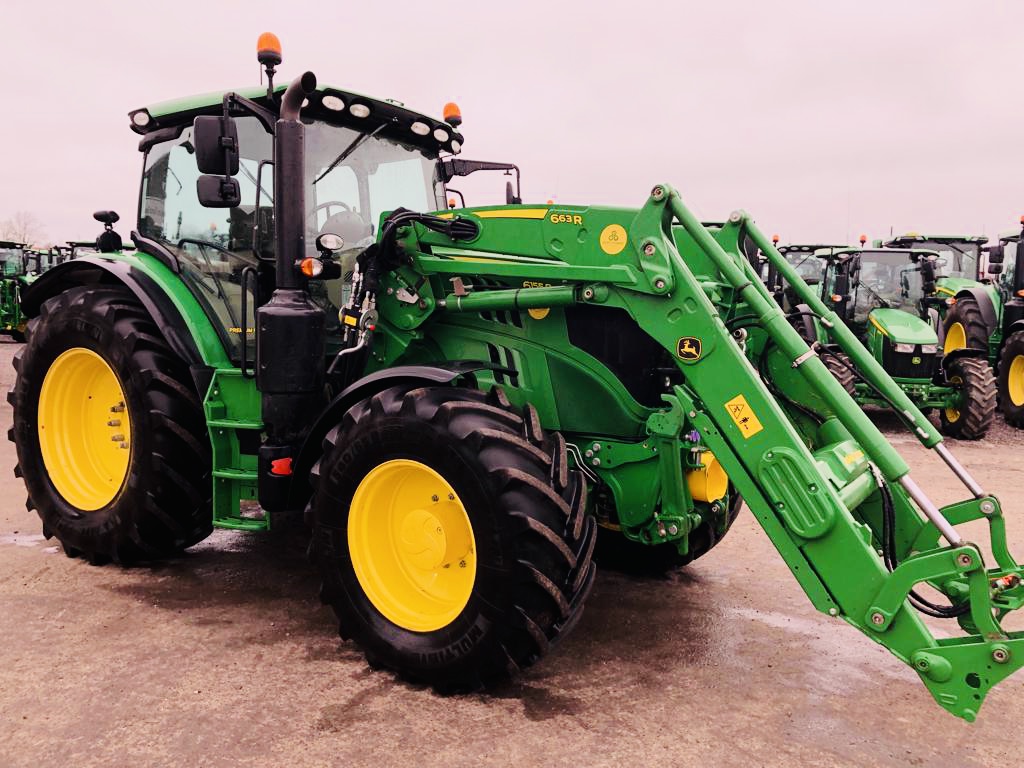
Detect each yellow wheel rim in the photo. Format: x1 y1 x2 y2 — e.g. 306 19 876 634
37 348 131 511
1009 355 1024 407
944 322 967 355
348 459 476 632
945 374 963 423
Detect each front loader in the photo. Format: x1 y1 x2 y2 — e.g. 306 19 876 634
10 37 1024 721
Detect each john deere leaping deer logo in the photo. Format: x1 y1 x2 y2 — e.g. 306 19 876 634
676 337 702 361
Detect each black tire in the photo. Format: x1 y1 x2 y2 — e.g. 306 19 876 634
595 492 743 576
942 296 988 353
9 328 25 343
823 350 857 397
308 384 596 690
8 285 212 563
939 356 996 440
998 329 1024 428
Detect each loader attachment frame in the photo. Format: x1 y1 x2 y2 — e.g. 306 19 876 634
641 186 1024 721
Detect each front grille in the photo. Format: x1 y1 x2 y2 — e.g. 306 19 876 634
881 343 935 379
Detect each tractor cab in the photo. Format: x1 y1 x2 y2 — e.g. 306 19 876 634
882 233 988 286
0 241 28 277
129 79 460 361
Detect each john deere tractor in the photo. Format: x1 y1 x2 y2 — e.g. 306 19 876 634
10 38 1024 721
0 240 33 341
982 222 1024 427
813 246 996 438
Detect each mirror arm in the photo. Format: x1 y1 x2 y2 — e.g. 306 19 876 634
222 92 278 135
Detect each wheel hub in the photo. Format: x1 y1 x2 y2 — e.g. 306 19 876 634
37 347 131 511
348 459 476 632
1009 355 1024 407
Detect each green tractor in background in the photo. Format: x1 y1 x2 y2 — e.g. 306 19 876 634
0 240 34 341
982 220 1024 427
9 36 1024 721
881 233 1004 363
816 246 996 438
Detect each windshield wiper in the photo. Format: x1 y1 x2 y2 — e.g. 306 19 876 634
314 124 387 185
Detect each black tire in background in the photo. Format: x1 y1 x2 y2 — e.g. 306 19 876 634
308 384 596 691
942 296 989 353
9 286 212 563
998 329 1024 428
939 356 996 440
823 350 858 397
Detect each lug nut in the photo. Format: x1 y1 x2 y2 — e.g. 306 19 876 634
110 434 124 442
653 279 666 290
871 612 885 626
107 420 121 427
667 524 679 535
110 403 125 413
992 647 1010 664
643 243 656 257
431 495 439 502
591 458 601 467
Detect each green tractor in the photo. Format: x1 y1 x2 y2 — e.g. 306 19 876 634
10 38 1024 721
982 221 1024 427
816 246 996 438
881 233 1004 359
0 240 34 341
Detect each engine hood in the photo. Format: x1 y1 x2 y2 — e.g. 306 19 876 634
868 308 938 345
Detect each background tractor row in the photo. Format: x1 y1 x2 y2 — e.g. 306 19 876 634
10 36 1024 722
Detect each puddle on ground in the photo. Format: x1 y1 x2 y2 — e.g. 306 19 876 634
0 532 45 547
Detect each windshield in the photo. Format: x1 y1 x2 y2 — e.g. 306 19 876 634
913 240 980 280
138 116 445 361
851 250 923 322
784 251 827 283
0 247 25 277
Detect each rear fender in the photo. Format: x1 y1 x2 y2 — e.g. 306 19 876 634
954 286 999 337
20 256 227 394
287 361 511 509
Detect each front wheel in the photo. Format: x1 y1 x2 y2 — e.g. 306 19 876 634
939 356 996 440
308 384 596 690
9 286 212 563
942 296 988 354
998 330 1024 428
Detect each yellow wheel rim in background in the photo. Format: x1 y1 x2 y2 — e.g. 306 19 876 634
37 348 131 511
348 459 476 632
945 374 963 423
1009 355 1024 407
944 322 967 355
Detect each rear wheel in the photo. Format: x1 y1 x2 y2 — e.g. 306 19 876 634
942 296 988 354
939 356 996 440
998 330 1024 428
9 286 211 563
595 493 743 576
308 384 596 690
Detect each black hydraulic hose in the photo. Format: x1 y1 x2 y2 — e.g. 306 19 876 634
877 473 969 618
280 71 317 121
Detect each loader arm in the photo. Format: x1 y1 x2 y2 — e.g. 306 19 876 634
385 185 1024 721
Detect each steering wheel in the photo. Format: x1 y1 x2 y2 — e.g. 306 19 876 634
311 200 354 222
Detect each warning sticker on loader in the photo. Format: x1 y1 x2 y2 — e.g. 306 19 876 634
724 394 764 438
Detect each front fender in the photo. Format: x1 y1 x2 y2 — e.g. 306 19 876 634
287 361 509 509
940 346 987 373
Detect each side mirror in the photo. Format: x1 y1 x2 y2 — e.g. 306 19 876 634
987 244 1005 265
194 115 240 176
197 175 241 208
988 263 1004 275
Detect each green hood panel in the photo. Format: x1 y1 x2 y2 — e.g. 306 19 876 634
934 276 982 296
868 308 938 345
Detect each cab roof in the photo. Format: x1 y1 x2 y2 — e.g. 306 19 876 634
128 83 464 157
883 233 988 246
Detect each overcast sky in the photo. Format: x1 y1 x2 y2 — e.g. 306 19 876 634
4 1 1023 246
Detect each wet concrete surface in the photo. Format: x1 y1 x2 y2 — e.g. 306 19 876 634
1 337 1022 767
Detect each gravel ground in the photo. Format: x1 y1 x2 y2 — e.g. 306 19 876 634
0 338 1022 767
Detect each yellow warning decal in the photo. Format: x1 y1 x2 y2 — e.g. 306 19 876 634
724 394 764 439
843 450 865 465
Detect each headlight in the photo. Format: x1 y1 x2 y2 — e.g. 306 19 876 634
893 343 916 353
920 344 937 354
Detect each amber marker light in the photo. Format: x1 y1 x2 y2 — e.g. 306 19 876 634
257 32 282 66
443 102 462 128
859 235 867 246
299 258 324 277
772 234 779 245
